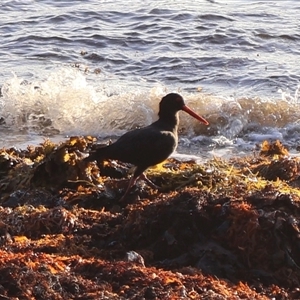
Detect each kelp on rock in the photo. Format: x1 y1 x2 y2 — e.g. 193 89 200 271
0 137 300 299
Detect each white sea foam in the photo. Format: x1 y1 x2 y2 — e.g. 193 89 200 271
1 68 300 158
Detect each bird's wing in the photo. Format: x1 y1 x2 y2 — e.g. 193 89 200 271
109 126 177 166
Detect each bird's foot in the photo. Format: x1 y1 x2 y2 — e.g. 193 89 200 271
118 173 161 203
139 173 160 190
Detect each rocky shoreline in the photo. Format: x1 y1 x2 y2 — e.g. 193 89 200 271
0 137 300 299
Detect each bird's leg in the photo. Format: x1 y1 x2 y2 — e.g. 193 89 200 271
119 175 138 202
119 171 160 202
139 173 160 190
119 166 150 202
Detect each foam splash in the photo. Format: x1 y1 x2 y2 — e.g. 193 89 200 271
1 69 101 135
0 68 161 136
0 68 214 137
1 68 300 153
278 84 300 103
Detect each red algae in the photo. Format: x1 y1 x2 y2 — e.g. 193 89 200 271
0 137 300 299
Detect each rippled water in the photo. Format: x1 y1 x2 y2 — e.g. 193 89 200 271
1 0 300 158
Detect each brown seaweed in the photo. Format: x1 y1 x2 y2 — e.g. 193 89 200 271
0 137 300 299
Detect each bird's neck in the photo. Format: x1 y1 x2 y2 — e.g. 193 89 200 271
157 112 179 132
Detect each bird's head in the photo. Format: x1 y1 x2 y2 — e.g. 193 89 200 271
159 93 209 125
159 93 185 113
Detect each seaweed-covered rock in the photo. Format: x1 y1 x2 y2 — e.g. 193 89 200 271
0 138 300 298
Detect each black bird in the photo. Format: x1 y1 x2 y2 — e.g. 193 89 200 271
84 93 209 201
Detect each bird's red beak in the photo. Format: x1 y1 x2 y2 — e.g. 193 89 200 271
182 105 209 125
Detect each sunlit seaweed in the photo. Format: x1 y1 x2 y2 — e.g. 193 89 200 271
0 137 300 298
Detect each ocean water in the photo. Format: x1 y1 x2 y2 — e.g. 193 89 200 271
0 0 300 159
